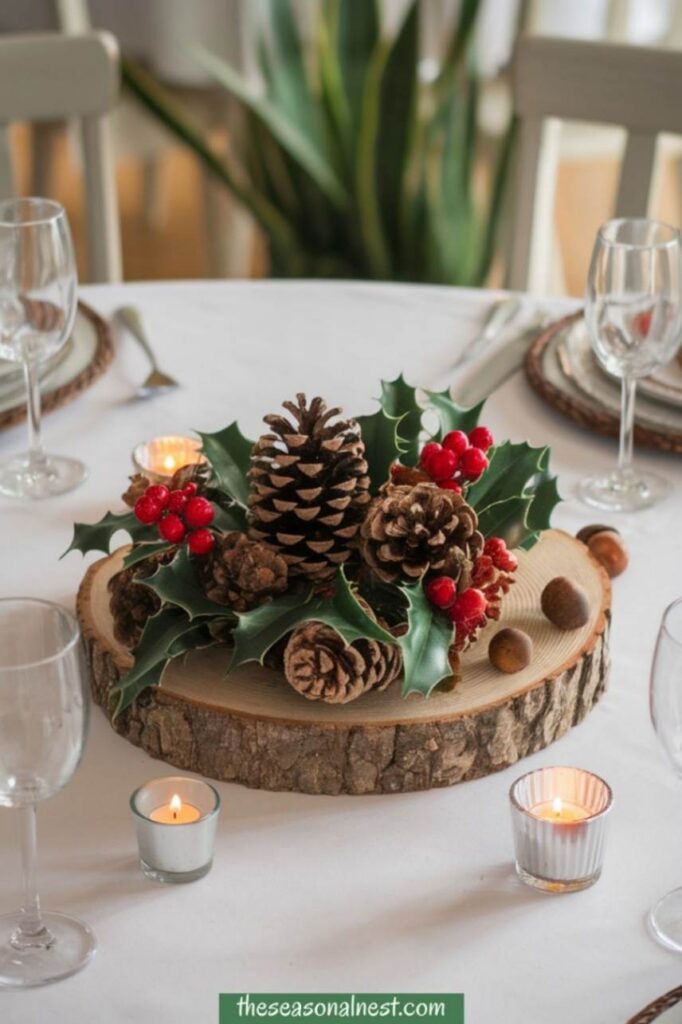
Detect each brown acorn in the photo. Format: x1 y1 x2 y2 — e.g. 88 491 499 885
541 577 590 630
489 628 533 673
586 530 628 578
576 523 617 545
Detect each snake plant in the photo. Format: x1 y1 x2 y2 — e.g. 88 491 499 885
122 0 515 284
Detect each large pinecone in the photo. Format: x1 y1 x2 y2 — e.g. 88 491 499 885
108 550 172 649
248 394 371 582
283 621 402 704
359 481 482 584
200 531 288 611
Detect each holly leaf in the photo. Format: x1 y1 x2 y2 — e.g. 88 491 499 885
467 441 550 511
61 511 149 558
380 373 423 465
140 546 230 620
122 541 175 570
313 566 396 645
197 422 253 507
476 496 533 548
212 500 248 532
522 472 562 550
396 584 454 697
356 407 405 493
424 388 484 438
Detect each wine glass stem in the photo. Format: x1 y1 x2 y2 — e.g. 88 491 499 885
23 356 47 476
617 373 637 481
11 804 52 950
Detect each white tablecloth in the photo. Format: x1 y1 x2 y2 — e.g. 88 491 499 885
2 281 681 1024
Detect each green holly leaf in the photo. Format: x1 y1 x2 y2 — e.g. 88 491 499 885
396 584 454 697
356 407 405 493
476 496 533 548
197 422 253 507
61 511 149 559
522 472 562 550
467 441 549 511
140 546 231 620
212 500 248 532
380 373 423 465
122 541 175 570
230 567 395 671
424 388 484 438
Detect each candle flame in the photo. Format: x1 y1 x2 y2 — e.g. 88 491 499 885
170 793 182 820
163 454 177 471
552 796 563 815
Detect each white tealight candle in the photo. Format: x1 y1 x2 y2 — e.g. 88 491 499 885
130 776 220 883
132 436 205 484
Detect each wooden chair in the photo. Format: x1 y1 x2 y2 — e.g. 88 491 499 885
0 30 122 283
509 35 682 294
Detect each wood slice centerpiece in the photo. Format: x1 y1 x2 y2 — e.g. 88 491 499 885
77 529 611 796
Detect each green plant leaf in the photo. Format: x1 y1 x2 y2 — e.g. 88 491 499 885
265 0 320 141
122 541 175 570
212 501 248 533
397 584 454 697
379 373 423 465
61 511 148 558
194 45 348 210
467 441 549 513
423 389 484 438
355 39 392 278
522 472 561 550
336 0 379 139
476 496 532 547
356 407 405 493
198 422 253 507
140 546 230 620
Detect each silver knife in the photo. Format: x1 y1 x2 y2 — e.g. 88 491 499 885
450 311 551 405
451 295 522 371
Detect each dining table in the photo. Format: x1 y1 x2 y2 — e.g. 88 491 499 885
2 279 682 1024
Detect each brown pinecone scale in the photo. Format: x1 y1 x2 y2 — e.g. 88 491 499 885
283 621 401 704
359 481 482 584
108 549 172 649
248 394 371 582
200 531 288 611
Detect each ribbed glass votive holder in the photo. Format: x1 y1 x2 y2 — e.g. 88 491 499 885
509 766 613 894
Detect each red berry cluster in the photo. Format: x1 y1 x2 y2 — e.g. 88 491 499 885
425 578 487 631
419 425 493 492
133 483 215 555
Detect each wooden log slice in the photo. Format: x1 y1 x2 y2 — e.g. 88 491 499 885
77 529 611 796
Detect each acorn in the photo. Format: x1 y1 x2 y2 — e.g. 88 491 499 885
576 523 617 545
541 577 590 630
489 628 533 674
586 530 629 578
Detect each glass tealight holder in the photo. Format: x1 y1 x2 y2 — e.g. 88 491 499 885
509 766 613 894
130 776 220 884
132 436 205 484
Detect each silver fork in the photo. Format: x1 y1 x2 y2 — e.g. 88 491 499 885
114 305 179 398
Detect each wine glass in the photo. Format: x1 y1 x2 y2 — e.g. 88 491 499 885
579 218 682 512
0 599 95 987
650 597 682 952
0 197 86 499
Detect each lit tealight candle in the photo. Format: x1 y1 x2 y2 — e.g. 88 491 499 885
132 436 206 484
531 795 590 824
149 793 202 825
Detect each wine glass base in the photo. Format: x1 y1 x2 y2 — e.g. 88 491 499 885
0 911 96 987
649 887 682 953
577 469 670 512
0 453 87 499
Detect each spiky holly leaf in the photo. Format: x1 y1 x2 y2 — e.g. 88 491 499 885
61 511 150 559
140 546 231 620
476 496 532 548
212 500 248 532
197 422 253 507
229 566 395 671
396 583 454 697
356 407 405 493
468 441 548 510
380 373 423 465
122 541 175 570
424 388 484 438
522 472 562 550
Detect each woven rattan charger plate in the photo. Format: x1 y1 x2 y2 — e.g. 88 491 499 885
627 985 682 1023
525 311 682 455
0 299 113 432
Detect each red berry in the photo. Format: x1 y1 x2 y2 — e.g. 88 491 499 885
184 496 214 528
439 480 462 494
449 588 487 626
187 528 215 556
442 430 469 456
158 513 186 544
145 484 170 508
501 551 519 572
468 426 494 452
182 482 198 497
460 447 489 480
167 489 187 514
484 537 507 561
425 576 457 610
426 448 458 482
134 495 162 525
419 442 442 470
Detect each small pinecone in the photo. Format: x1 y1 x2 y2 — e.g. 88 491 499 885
283 621 401 704
200 531 288 611
360 481 482 584
108 550 172 649
122 473 149 508
170 462 212 493
248 394 371 582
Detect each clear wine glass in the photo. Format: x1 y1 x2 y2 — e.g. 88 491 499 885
0 599 95 987
0 197 86 499
579 218 682 512
650 597 682 952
